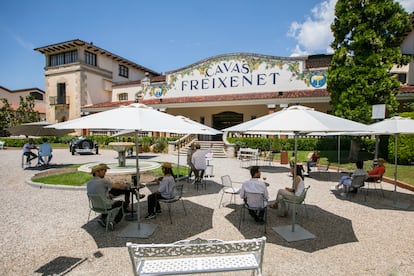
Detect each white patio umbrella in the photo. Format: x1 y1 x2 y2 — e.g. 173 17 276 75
47 103 205 238
111 115 221 179
224 105 370 180
369 116 414 204
224 105 370 241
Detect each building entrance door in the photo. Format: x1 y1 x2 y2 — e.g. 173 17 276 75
212 111 243 132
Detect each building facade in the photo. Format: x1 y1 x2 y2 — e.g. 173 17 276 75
0 86 46 119
34 39 160 123
35 27 414 132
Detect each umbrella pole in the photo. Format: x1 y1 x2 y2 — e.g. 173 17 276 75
118 130 157 238
272 131 315 242
292 133 298 232
177 140 180 179
135 130 141 228
393 135 398 204
337 136 341 172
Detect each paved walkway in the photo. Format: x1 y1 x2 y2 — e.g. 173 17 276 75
0 148 413 275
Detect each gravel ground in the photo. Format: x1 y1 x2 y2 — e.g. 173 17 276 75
0 148 413 276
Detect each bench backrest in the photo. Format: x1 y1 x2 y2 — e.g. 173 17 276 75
127 236 266 272
238 148 259 155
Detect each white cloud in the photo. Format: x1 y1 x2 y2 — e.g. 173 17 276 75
398 0 414 13
288 0 337 56
288 0 412 57
8 30 34 51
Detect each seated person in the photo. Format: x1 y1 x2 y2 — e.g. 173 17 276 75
307 150 320 173
38 137 53 165
335 160 368 192
145 162 176 219
186 143 196 180
270 175 305 217
239 166 269 223
86 163 130 228
191 144 207 181
366 158 386 182
23 138 37 165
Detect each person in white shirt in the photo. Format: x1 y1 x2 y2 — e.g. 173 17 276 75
270 175 305 217
239 166 269 223
191 144 207 181
22 138 37 165
38 137 53 165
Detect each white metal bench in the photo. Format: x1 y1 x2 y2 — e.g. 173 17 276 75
237 148 259 167
126 236 266 275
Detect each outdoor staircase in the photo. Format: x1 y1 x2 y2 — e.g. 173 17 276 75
177 140 227 158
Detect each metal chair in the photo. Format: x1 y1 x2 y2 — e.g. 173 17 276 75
239 191 267 233
283 186 310 219
219 175 240 208
87 194 123 232
261 151 274 166
345 175 367 200
365 174 385 197
158 184 187 224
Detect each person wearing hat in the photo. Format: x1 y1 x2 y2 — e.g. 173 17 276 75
22 138 38 166
145 162 176 219
366 158 386 182
87 163 132 229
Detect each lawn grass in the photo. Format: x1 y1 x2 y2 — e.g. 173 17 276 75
32 162 191 186
32 171 92 186
31 153 413 187
272 150 413 186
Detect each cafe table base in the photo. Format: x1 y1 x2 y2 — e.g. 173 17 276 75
124 213 138 221
117 222 157 238
272 224 316 242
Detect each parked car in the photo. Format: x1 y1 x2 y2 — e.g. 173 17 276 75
69 137 99 155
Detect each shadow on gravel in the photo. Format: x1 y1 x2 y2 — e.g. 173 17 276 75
82 200 214 248
24 163 73 171
35 256 87 275
239 165 291 174
331 189 414 211
225 204 358 253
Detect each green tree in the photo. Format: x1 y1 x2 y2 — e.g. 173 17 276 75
0 98 14 135
15 95 40 124
0 95 40 136
328 0 412 124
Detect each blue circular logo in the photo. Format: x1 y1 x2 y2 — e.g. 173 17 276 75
154 86 163 98
310 74 326 88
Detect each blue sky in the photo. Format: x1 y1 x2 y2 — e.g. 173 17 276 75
0 0 412 91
